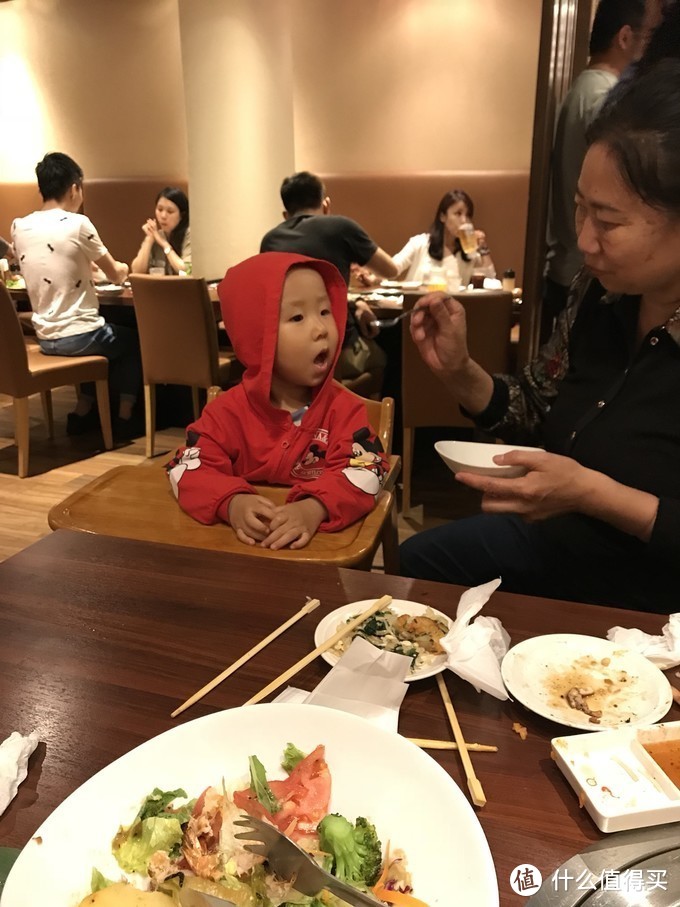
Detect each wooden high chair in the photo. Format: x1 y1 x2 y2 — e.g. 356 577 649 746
48 383 402 573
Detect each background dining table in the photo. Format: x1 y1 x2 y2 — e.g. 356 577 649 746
0 529 678 903
6 280 221 314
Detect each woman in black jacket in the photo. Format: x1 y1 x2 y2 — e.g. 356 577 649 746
400 60 680 612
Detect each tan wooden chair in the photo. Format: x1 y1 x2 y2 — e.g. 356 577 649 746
401 290 514 513
48 384 401 572
129 275 240 458
0 283 112 477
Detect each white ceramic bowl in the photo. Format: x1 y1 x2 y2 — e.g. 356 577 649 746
435 440 541 478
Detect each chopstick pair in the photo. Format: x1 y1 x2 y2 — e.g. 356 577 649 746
436 674 487 808
171 597 321 717
244 594 393 705
171 594 392 717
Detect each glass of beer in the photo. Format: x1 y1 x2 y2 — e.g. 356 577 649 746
426 265 447 292
457 222 479 257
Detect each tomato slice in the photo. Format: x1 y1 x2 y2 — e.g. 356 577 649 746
233 745 331 841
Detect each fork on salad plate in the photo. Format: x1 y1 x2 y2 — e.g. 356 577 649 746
234 815 382 906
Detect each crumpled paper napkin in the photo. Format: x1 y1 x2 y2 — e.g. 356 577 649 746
0 730 39 817
606 613 680 670
440 577 510 700
273 637 411 732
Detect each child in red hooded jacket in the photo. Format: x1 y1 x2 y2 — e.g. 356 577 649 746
166 252 389 549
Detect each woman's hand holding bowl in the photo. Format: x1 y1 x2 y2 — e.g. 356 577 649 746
456 449 591 521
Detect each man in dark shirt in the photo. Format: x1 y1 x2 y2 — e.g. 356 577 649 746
260 171 398 384
261 171 397 284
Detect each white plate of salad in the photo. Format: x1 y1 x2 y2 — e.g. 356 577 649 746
1 703 497 907
315 600 452 681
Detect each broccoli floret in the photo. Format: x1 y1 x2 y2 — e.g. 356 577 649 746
317 813 382 888
353 817 382 885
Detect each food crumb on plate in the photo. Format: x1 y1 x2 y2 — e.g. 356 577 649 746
512 722 528 740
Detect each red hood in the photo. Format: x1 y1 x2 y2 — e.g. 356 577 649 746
218 252 348 420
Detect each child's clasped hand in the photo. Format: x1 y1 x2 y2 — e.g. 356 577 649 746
227 494 327 550
227 494 277 546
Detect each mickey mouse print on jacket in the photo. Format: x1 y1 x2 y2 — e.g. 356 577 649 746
165 252 389 531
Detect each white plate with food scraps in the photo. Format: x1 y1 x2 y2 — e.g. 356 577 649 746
314 599 452 681
1 703 498 907
501 634 673 731
552 720 680 832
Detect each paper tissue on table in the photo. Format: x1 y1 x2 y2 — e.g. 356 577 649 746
440 577 511 700
0 731 39 817
607 612 680 670
273 637 411 732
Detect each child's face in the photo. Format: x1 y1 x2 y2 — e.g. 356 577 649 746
274 267 339 392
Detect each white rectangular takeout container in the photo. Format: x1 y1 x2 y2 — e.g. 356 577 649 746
552 721 680 832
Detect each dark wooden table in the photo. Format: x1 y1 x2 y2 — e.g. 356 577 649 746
0 530 677 904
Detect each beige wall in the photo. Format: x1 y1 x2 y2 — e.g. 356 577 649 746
291 0 542 172
179 0 295 276
0 0 187 182
0 0 542 267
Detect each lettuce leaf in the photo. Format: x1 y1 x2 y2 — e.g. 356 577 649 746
281 742 306 773
90 867 115 892
113 815 183 873
248 755 280 813
135 787 189 821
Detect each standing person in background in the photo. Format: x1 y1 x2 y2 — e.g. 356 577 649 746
542 0 661 342
11 152 141 439
392 189 496 288
607 0 680 94
130 187 191 275
260 171 398 385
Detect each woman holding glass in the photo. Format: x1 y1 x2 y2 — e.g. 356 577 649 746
130 186 191 275
400 61 680 612
392 189 496 288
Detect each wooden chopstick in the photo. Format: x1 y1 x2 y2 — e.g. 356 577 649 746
672 686 680 706
408 737 497 753
436 673 487 808
244 594 393 706
171 598 322 718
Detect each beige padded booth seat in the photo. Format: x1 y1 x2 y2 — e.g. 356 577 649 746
0 183 42 242
321 170 530 285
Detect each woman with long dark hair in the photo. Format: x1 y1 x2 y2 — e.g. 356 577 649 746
131 186 190 275
392 189 495 287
